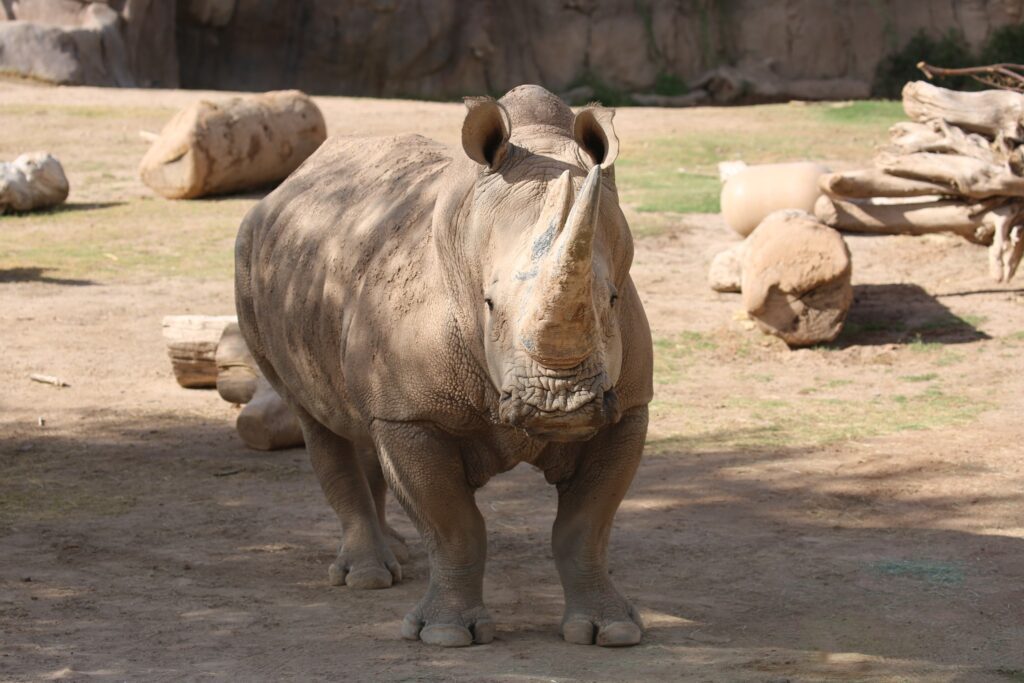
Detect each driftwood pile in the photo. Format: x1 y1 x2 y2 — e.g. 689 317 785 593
162 315 303 451
816 81 1024 283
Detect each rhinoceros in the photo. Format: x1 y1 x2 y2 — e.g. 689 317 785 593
235 85 653 647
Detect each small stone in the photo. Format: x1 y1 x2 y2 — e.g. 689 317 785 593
708 242 746 293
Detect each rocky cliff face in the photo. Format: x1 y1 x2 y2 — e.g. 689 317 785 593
4 0 1024 100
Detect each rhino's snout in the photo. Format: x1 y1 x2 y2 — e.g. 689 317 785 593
497 358 619 441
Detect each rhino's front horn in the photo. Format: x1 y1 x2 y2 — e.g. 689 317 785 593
520 164 602 368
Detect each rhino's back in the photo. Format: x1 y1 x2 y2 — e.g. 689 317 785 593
235 134 454 437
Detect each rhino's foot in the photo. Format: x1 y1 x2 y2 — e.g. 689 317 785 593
561 589 643 647
401 600 495 647
327 536 402 590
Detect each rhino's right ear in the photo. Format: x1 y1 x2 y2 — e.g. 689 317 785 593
462 97 511 169
573 106 619 167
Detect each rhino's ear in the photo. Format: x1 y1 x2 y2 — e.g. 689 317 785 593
462 97 511 169
573 106 619 167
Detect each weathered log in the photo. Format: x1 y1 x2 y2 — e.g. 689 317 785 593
161 315 236 388
820 169 949 199
875 152 1024 199
0 152 69 213
720 162 829 237
987 205 1024 282
815 195 1005 244
888 120 998 163
139 90 327 199
215 322 259 404
741 210 852 347
236 378 305 451
902 80 1024 141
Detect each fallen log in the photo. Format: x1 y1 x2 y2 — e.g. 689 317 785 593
820 169 949 199
236 378 305 451
888 120 999 162
161 315 237 388
903 80 1024 142
139 90 327 199
987 205 1024 282
215 322 259 404
875 152 1024 199
815 195 1005 245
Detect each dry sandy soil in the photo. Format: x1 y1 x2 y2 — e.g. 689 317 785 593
1 82 1023 682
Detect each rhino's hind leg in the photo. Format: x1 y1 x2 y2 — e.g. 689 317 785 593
373 420 494 647
551 407 648 647
360 446 410 564
298 412 402 590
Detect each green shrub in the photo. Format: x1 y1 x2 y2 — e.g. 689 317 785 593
872 30 975 98
980 23 1024 64
653 71 688 97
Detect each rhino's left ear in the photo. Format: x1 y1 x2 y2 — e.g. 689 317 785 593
573 106 619 167
462 97 511 169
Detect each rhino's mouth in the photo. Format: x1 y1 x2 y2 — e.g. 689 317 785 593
497 356 620 441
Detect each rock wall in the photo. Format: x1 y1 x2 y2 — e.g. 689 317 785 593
4 0 1024 99
0 0 177 87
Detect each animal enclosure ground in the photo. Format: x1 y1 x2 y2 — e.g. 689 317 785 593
1 83 1022 682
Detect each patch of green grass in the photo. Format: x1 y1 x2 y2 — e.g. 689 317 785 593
618 104 898 217
653 331 718 383
0 197 253 280
959 314 988 328
816 101 905 126
871 559 964 585
992 668 1024 683
0 485 135 525
901 373 938 383
0 103 173 119
622 170 720 213
650 384 986 453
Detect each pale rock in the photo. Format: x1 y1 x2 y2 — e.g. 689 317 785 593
741 210 852 347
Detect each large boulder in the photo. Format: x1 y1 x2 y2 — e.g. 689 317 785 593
0 0 177 87
139 90 327 199
0 5 132 86
0 152 69 213
741 210 852 347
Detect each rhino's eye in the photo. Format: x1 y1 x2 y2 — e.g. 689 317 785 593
609 287 619 307
485 297 494 311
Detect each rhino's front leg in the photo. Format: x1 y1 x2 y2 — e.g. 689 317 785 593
372 420 494 647
551 406 647 647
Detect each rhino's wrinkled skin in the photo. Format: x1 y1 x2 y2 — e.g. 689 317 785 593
235 85 654 648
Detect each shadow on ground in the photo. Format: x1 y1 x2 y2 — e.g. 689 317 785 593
832 283 990 347
0 267 94 286
1 411 1021 680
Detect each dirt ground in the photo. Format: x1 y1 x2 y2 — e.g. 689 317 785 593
1 83 1023 682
